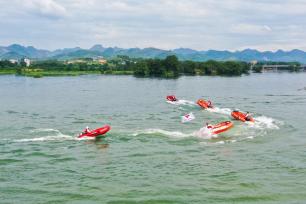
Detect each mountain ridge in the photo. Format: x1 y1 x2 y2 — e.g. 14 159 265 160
1 44 306 63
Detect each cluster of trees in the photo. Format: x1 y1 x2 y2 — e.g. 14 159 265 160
0 60 20 69
133 55 180 77
0 59 29 69
133 56 250 77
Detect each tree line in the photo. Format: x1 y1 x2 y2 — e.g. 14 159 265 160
1 55 302 77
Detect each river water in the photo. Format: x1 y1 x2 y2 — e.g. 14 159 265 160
1 73 306 203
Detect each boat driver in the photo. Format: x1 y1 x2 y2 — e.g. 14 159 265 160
206 122 213 129
245 112 251 121
207 100 213 108
84 126 90 134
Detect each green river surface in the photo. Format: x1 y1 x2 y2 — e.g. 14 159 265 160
1 73 306 203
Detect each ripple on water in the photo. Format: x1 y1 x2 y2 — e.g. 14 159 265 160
6 110 19 114
48 157 77 165
0 158 22 165
72 120 98 124
24 151 62 158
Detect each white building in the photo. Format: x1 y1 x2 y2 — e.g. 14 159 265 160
23 58 31 67
9 59 18 64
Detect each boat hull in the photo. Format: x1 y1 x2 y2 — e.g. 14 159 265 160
210 121 233 135
78 125 111 138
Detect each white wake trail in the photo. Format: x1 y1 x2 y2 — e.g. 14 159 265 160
15 128 95 142
207 107 232 115
132 128 192 138
166 99 196 106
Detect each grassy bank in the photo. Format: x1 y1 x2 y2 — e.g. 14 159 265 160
21 70 102 78
0 69 134 78
103 70 134 75
0 70 16 75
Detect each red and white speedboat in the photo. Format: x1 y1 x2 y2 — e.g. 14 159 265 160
208 121 233 135
78 125 111 138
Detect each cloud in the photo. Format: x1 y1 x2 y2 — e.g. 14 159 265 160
231 24 272 35
23 0 67 19
1 0 306 51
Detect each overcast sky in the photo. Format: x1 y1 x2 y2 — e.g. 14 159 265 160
1 0 306 51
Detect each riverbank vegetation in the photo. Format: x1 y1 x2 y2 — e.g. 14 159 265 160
0 56 303 78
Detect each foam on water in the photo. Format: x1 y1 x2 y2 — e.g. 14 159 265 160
14 135 96 142
166 99 196 106
132 127 219 140
14 128 95 142
132 128 192 138
252 116 280 129
192 127 215 139
199 139 237 146
30 128 60 133
15 135 75 142
207 107 232 115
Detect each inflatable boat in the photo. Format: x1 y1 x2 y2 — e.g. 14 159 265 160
231 111 255 122
78 125 111 138
208 121 233 135
166 95 178 102
197 99 213 109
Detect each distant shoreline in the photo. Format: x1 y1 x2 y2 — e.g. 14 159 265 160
1 55 303 78
1 69 305 78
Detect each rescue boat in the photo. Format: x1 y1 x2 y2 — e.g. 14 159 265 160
78 125 111 138
231 111 255 122
166 95 178 102
208 121 233 135
197 99 213 109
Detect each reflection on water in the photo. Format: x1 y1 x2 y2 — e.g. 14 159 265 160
85 138 110 150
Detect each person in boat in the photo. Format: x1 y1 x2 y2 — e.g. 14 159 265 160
83 126 90 134
233 109 239 112
206 122 213 129
207 100 213 108
167 95 177 101
245 112 251 121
